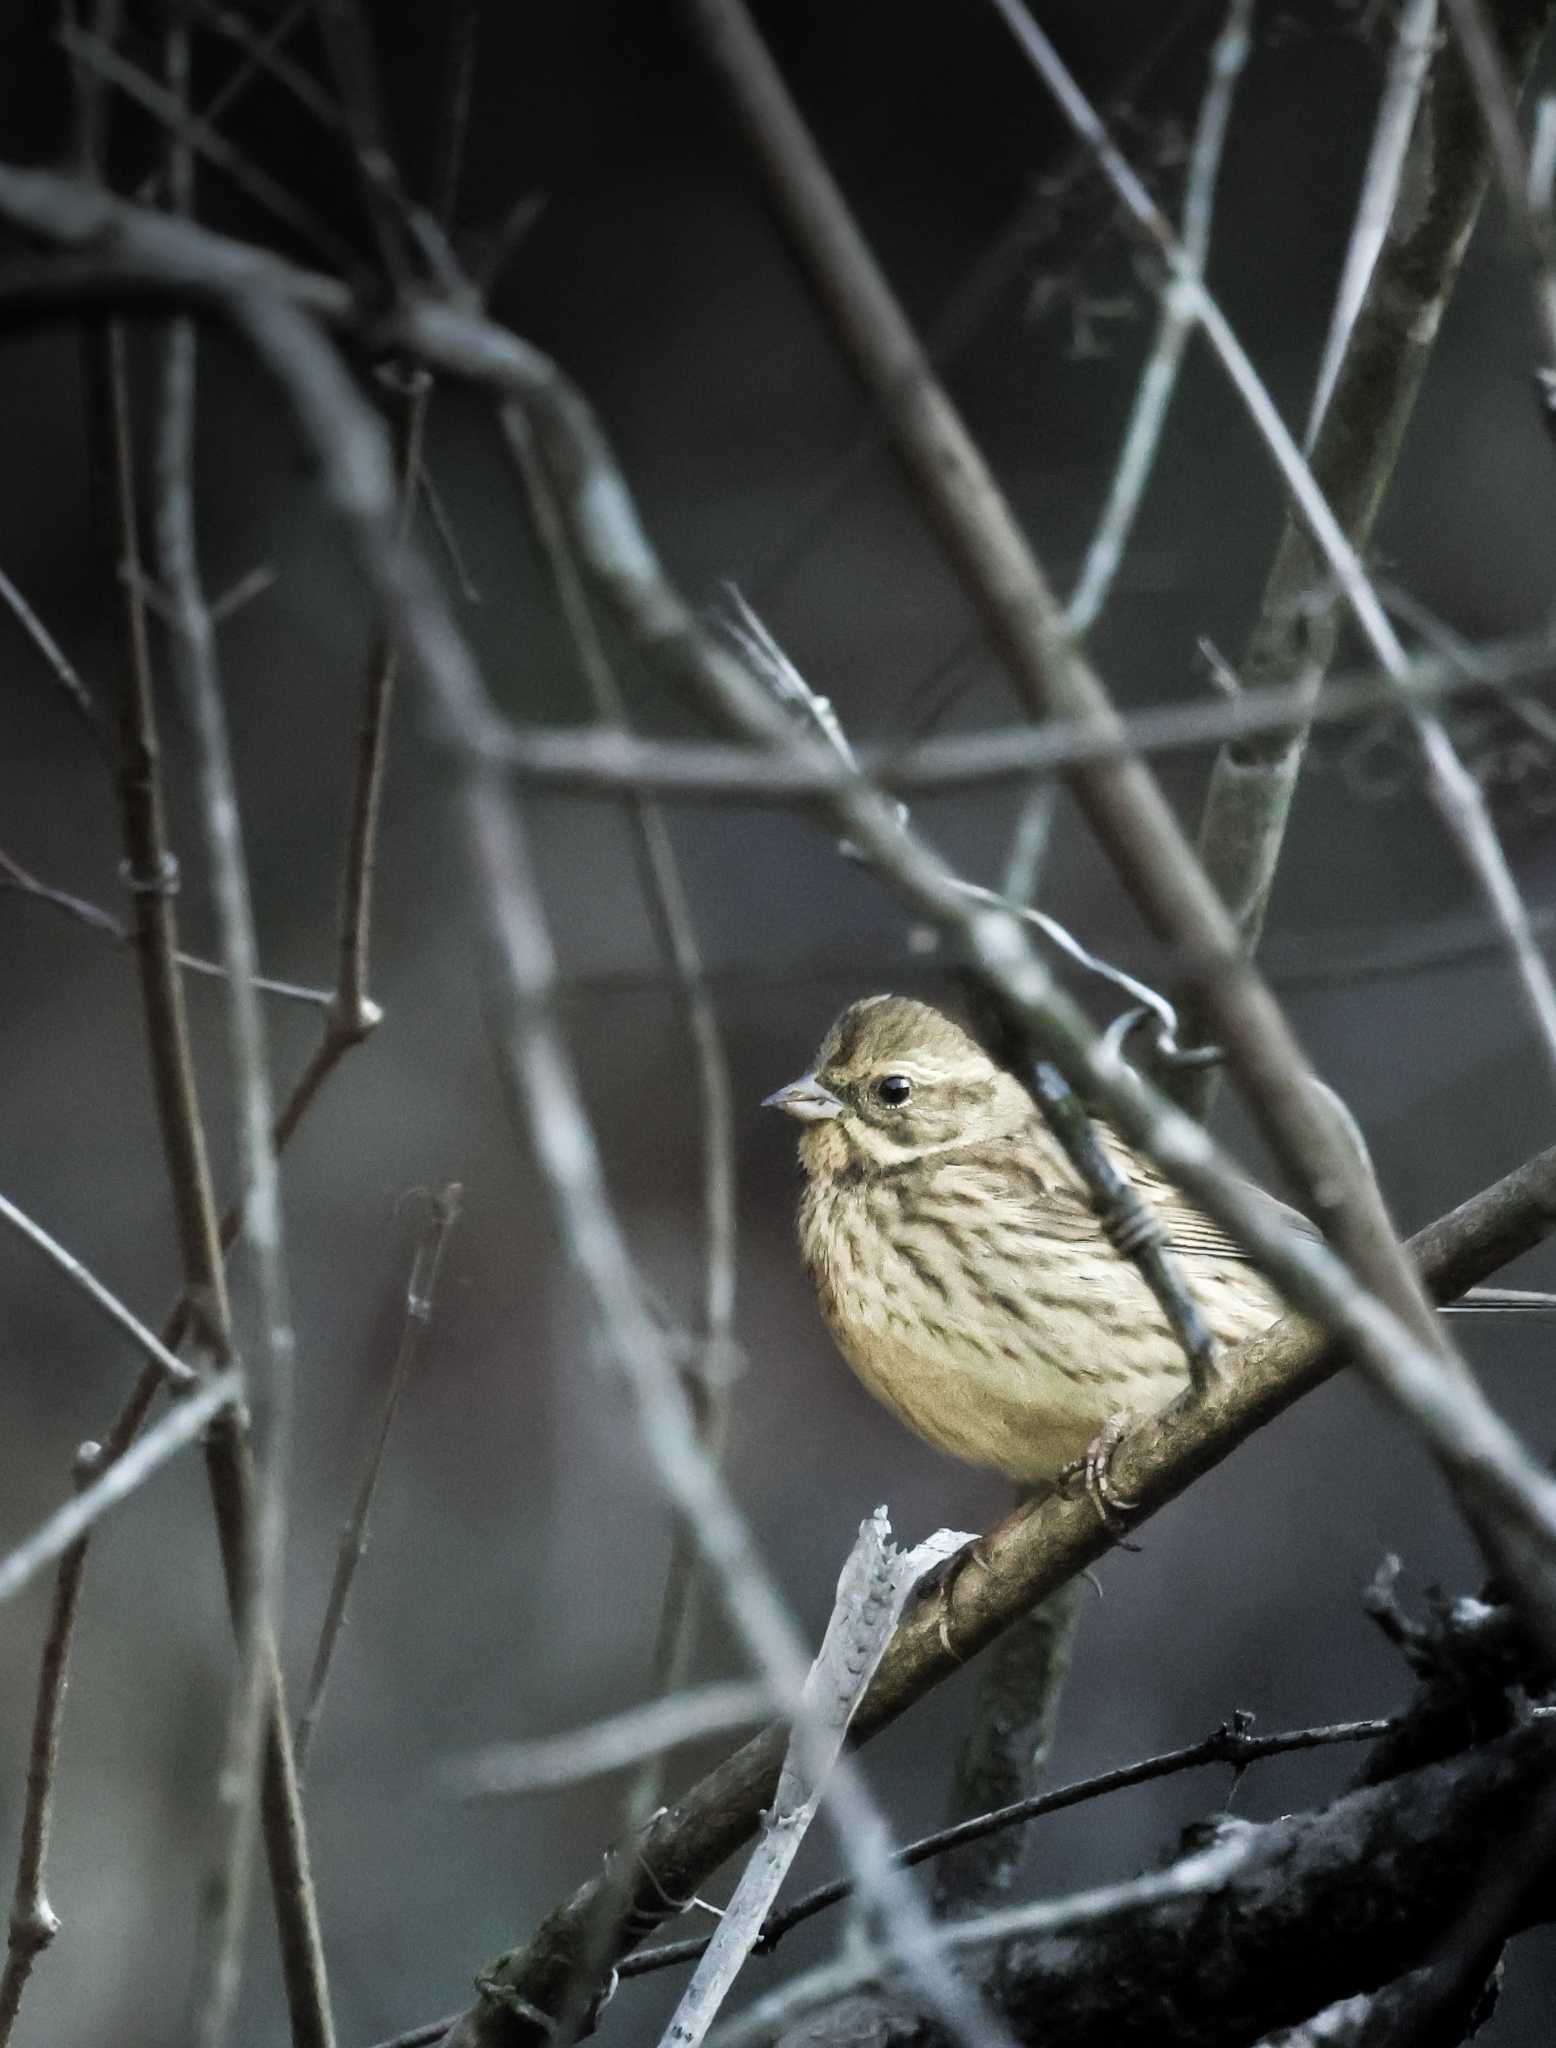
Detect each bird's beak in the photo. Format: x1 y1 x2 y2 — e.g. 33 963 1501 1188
762 1073 844 1123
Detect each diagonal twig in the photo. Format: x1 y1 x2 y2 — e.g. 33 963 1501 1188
0 1371 242 1605
0 561 103 745
295 1183 462 1774
444 1681 774 1801
0 1190 197 1389
1066 0 1254 634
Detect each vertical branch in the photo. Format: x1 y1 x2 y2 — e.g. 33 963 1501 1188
932 1576 1083 1918
0 1443 100 2048
153 26 303 2038
93 291 334 2048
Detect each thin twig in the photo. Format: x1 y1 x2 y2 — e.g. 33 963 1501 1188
309 0 428 295
0 1189 197 1388
0 1442 100 2046
465 632 1556 800
130 2 310 208
0 1371 242 1605
294 1183 461 1774
710 1709 1556 2048
0 843 334 1007
189 0 345 135
705 1833 1248 2048
357 1705 1401 2048
61 26 361 274
444 1681 774 1801
0 561 103 744
1066 0 1253 633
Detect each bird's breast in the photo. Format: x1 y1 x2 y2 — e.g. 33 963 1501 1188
795 1169 1274 1482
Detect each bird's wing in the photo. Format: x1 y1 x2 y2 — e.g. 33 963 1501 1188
911 1136 1316 1269
1094 1124 1321 1265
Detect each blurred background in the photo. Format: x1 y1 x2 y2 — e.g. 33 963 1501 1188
3 1 1556 2041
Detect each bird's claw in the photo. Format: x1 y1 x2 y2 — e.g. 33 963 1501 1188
1061 1411 1141 1542
914 1535 991 1661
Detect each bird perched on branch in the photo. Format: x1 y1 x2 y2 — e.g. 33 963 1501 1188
765 994 1552 1508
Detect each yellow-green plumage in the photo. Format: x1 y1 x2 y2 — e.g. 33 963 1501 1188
773 996 1282 1484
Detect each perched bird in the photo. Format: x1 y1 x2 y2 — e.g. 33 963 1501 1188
764 994 1548 1495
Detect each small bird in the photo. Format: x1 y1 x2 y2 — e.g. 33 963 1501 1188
764 994 1548 1496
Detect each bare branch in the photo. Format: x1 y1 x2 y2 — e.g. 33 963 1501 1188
61 27 361 275
413 636 1556 801
94 313 335 2048
1066 0 1253 633
445 1682 774 1801
0 1372 242 1605
0 847 334 1006
1305 0 1440 445
0 1444 100 2047
295 1183 461 1775
130 3 311 209
0 1189 197 1388
0 561 102 744
501 404 739 1673
1441 0 1556 365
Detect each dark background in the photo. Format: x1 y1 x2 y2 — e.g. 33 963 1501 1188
3 2 1556 2041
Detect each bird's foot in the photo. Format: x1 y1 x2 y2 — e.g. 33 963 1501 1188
1060 1411 1141 1541
913 1535 993 1661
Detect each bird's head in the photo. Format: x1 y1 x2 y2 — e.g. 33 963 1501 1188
764 995 1033 1174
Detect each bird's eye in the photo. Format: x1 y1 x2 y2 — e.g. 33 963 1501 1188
874 1074 913 1108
